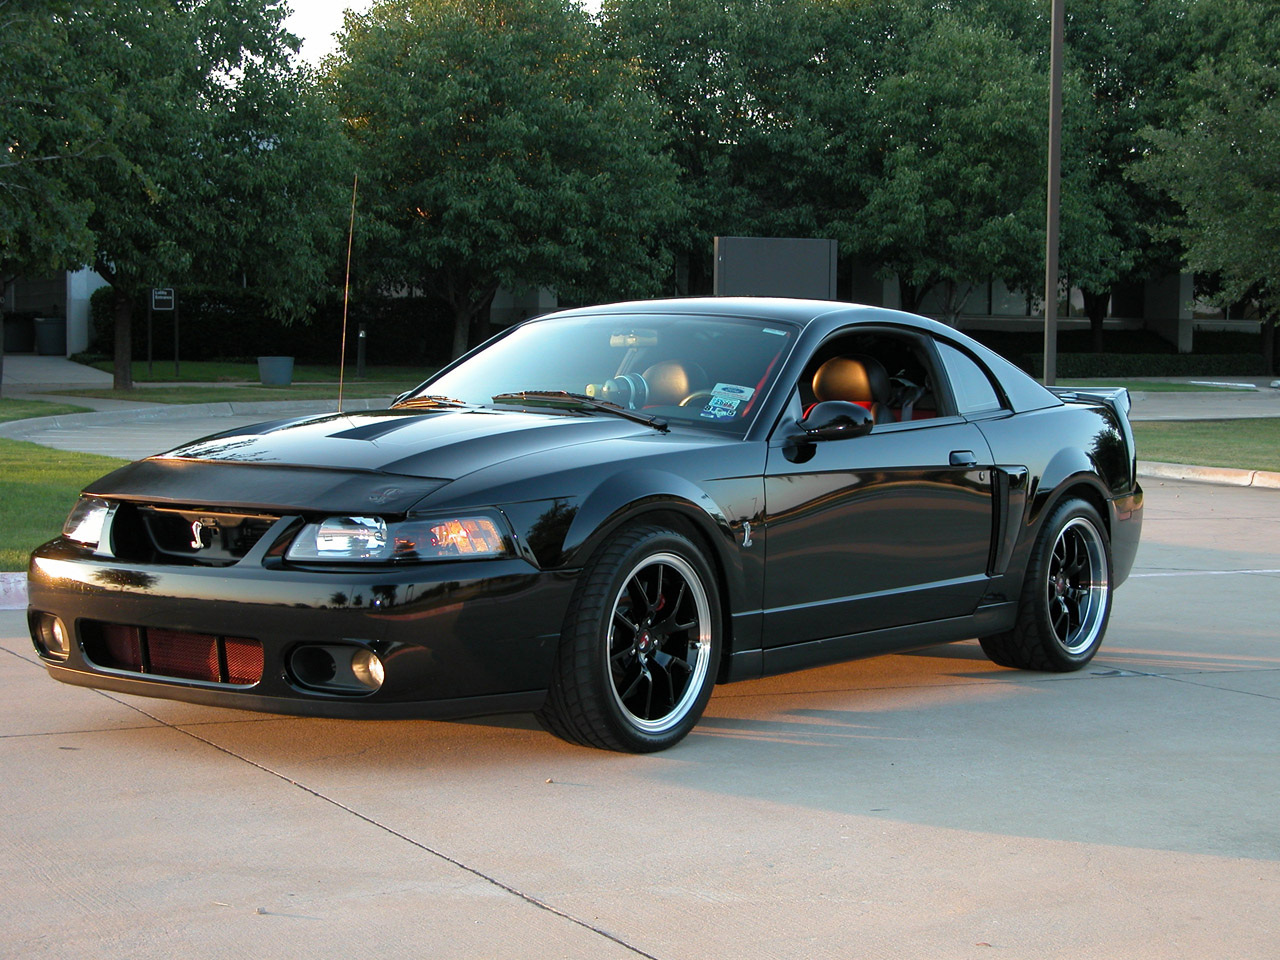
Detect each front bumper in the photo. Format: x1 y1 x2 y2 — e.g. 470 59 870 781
27 538 576 719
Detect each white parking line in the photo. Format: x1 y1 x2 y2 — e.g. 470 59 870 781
1129 569 1280 578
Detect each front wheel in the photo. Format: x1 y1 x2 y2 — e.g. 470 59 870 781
536 525 720 752
980 497 1112 672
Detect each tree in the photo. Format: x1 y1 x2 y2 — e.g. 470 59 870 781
816 4 1112 324
330 0 682 359
2 1 349 389
1056 0 1200 351
1 0 114 389
604 0 1117 322
1135 1 1280 371
600 0 832 294
63 1 350 389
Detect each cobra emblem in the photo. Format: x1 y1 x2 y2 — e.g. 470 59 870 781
190 519 205 549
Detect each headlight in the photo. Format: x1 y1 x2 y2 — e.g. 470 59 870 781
286 514 511 562
62 497 114 547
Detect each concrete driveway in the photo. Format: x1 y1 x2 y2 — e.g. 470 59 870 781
2 477 1277 959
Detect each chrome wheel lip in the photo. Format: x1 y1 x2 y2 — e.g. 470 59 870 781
607 551 712 735
1046 516 1110 656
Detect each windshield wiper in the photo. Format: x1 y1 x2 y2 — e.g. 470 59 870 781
393 394 471 409
491 390 669 432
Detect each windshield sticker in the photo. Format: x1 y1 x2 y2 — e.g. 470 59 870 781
700 395 741 420
762 328 788 336
710 383 755 401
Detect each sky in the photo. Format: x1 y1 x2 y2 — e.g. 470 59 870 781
283 1 368 63
284 0 604 64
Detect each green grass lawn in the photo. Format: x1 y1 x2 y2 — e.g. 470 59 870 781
84 359 430 383
1132 418 1280 473
43 381 416 405
0 398 92 423
0 438 127 571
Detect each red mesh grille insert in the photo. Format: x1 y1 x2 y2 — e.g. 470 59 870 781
224 637 266 685
96 623 143 672
147 628 220 682
82 622 262 685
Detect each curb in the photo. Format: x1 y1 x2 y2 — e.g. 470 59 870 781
0 573 25 612
1137 460 1280 489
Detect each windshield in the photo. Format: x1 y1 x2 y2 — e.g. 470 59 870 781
405 312 799 433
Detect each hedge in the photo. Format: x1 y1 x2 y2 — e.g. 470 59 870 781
1018 353 1270 378
87 286 456 366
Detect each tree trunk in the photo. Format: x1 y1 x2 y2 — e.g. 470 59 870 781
897 278 924 314
1082 289 1109 353
940 280 974 327
1262 317 1277 376
0 278 11 393
447 285 498 360
112 286 134 390
688 250 713 296
449 308 471 361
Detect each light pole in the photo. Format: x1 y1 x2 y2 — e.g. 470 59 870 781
1043 0 1064 385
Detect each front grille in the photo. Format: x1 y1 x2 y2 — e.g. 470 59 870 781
112 505 280 566
82 622 263 685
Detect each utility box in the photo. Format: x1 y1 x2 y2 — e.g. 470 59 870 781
713 237 838 300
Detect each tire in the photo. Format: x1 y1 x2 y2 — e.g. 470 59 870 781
536 524 721 752
979 497 1112 672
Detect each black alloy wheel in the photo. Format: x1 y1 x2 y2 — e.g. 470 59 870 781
980 497 1113 672
537 524 720 752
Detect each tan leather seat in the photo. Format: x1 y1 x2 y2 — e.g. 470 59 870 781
811 355 890 423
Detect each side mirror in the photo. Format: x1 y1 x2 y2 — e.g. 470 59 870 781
796 400 873 441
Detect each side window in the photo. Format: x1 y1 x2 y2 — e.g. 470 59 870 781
797 329 942 425
936 342 1005 416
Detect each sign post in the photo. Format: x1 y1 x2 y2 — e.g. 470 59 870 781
151 288 177 378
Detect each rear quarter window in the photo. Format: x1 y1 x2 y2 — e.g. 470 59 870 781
936 341 1005 416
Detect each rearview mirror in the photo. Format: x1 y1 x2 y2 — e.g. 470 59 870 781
797 401 873 441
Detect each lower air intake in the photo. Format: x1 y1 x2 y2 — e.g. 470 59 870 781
82 622 263 685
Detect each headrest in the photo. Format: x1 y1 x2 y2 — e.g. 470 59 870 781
812 355 890 404
643 360 705 405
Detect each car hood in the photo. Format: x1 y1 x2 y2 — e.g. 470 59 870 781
155 407 659 478
84 408 677 514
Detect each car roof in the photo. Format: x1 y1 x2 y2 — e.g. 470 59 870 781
551 296 877 328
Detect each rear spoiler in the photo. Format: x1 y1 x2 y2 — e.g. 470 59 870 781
1047 386 1132 421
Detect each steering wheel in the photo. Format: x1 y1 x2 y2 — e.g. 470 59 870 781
678 390 715 408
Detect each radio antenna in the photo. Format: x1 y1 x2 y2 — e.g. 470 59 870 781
338 172 358 413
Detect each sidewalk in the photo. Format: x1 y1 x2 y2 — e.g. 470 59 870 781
0 352 114 393
1126 380 1280 421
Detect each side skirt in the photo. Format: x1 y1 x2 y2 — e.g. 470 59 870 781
721 602 1017 682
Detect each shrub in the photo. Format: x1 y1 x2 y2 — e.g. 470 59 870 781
1018 353 1269 378
88 286 455 365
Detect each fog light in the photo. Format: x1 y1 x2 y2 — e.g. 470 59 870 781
33 614 71 661
288 643 382 695
351 649 385 690
290 645 337 687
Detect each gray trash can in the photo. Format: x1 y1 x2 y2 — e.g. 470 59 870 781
34 317 67 356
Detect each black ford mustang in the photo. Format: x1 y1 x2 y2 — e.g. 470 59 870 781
29 298 1143 752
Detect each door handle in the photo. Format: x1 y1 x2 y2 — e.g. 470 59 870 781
949 450 978 467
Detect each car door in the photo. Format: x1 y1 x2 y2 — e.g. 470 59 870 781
761 333 997 647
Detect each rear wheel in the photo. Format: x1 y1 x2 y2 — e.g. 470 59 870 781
980 497 1112 672
536 524 720 752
